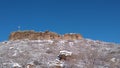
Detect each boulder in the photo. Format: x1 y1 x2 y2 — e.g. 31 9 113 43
58 50 72 61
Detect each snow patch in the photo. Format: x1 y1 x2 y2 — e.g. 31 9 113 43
9 47 14 49
69 42 74 46
59 50 72 56
110 58 116 62
58 40 67 46
48 59 64 67
12 63 21 68
12 50 18 56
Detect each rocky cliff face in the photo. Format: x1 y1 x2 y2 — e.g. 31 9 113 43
9 30 83 41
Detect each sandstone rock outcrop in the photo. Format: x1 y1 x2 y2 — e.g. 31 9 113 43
9 30 82 41
63 34 82 40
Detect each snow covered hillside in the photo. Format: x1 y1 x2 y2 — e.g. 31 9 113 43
0 39 120 68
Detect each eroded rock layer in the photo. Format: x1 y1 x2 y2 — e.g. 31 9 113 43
9 30 83 40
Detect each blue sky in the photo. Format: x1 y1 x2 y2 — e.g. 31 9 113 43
0 0 120 43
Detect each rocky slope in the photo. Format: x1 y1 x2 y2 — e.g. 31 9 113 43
0 31 120 68
0 39 120 68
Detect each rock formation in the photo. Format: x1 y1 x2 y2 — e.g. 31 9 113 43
9 30 83 41
63 34 82 40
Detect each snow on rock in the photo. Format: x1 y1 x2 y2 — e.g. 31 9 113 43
46 40 54 44
2 41 8 44
110 58 116 62
12 50 18 56
69 42 74 46
48 59 64 68
105 48 111 51
59 40 66 44
12 63 21 68
9 47 14 49
26 61 35 68
59 50 72 56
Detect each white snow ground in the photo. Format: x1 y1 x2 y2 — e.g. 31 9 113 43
0 39 120 68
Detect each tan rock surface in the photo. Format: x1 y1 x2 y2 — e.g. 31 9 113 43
9 30 82 41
